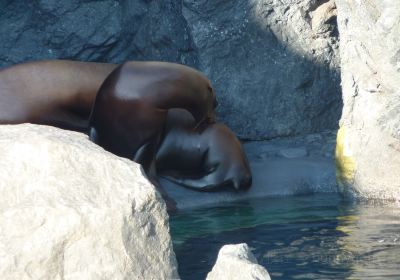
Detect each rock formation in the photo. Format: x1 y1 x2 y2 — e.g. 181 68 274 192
336 0 400 200
0 0 342 140
0 124 179 280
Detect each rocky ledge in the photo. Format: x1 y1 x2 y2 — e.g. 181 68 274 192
163 130 338 209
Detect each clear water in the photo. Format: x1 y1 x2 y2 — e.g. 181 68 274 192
170 194 400 280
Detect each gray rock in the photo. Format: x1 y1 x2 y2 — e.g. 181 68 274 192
183 0 342 139
0 124 179 280
0 0 197 66
206 243 271 280
0 0 341 140
336 0 400 200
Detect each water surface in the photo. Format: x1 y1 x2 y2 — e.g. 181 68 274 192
170 194 400 280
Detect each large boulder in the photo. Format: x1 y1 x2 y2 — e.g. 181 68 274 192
206 243 271 280
0 0 342 140
335 0 400 200
0 124 179 280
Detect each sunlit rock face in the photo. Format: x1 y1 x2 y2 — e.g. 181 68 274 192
336 0 400 201
0 0 341 140
0 124 179 280
206 243 271 280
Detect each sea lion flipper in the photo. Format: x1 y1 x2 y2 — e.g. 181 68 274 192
161 173 224 191
89 126 98 143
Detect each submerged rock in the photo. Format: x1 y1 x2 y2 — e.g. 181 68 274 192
0 124 179 280
336 0 400 201
206 243 271 280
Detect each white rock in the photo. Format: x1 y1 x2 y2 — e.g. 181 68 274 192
336 0 400 201
206 244 271 280
0 124 179 280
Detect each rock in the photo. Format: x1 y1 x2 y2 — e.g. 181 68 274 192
183 0 341 139
0 1 197 66
0 0 341 140
0 124 179 280
311 0 337 35
336 0 400 201
206 243 271 280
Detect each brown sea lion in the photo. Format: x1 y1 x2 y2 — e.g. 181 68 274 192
155 109 252 191
89 61 218 167
0 60 118 132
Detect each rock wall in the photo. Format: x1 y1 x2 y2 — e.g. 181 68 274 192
0 0 197 66
183 0 341 139
336 0 400 200
0 124 179 280
0 0 342 140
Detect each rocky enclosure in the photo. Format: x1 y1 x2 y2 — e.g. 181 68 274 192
335 0 400 200
0 0 342 140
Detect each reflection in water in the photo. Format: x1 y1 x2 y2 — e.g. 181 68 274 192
336 201 400 279
170 194 400 280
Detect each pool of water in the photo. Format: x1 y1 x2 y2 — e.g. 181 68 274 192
170 194 400 280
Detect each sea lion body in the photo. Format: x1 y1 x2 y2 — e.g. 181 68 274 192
0 60 117 132
156 109 252 191
89 61 217 163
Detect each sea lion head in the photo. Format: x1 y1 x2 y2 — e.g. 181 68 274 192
196 82 218 128
181 67 218 126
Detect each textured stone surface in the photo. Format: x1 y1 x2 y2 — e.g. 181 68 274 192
206 243 271 280
0 1 197 66
336 0 400 201
0 124 179 280
183 0 341 139
0 0 341 140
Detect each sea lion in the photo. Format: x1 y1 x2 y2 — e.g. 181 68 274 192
89 61 218 167
0 60 118 132
155 109 252 191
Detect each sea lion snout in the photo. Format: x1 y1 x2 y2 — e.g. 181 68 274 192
232 174 252 190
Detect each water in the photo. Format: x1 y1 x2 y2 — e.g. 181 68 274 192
170 194 400 280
